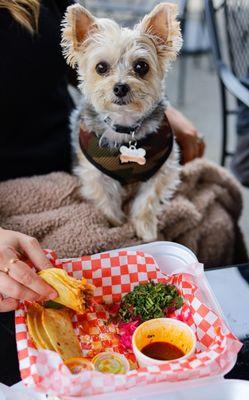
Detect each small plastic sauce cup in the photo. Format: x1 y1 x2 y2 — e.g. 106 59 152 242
64 357 94 373
132 318 196 367
92 352 130 374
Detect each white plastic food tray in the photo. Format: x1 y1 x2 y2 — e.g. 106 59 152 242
10 241 248 400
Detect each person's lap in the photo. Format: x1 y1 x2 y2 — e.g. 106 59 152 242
0 312 20 386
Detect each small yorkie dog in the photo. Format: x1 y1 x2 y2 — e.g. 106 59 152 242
61 2 182 241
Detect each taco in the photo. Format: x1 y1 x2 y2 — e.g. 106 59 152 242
39 268 94 313
42 308 82 360
27 305 82 360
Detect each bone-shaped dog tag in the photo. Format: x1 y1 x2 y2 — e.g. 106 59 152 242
119 144 146 165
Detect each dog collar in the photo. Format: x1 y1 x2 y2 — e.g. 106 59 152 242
79 115 174 185
103 116 143 135
103 102 161 135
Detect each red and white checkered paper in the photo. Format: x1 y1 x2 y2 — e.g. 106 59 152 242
15 250 242 398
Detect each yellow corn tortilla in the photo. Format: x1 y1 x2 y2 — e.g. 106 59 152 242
27 303 53 351
39 268 94 313
27 304 44 350
34 308 54 351
42 308 82 360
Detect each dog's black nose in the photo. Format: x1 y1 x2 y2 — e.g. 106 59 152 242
113 83 130 98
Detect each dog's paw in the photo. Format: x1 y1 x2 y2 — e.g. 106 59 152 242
133 213 158 242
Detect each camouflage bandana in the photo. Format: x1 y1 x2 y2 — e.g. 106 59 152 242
79 115 174 185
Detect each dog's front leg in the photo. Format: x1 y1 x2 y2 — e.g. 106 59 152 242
131 147 180 242
75 155 125 226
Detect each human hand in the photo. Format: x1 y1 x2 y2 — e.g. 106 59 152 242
165 106 205 164
0 228 57 312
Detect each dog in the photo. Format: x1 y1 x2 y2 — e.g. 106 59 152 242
61 2 182 242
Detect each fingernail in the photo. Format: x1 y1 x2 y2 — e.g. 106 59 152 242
48 292 58 300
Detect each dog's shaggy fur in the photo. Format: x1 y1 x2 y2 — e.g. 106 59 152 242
61 3 182 241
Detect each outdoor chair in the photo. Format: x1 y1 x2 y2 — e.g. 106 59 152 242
177 0 211 106
205 0 249 166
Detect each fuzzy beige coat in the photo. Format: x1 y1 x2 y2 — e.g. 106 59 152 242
0 159 247 267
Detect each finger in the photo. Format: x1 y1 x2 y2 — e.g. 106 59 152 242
7 259 57 300
0 247 57 300
0 295 19 312
17 234 53 271
0 271 41 302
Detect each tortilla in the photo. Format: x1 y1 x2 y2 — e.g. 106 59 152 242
42 308 82 360
27 303 54 351
39 268 94 313
34 308 54 350
26 304 44 350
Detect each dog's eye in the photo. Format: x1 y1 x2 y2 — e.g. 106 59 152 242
95 62 110 75
133 60 149 76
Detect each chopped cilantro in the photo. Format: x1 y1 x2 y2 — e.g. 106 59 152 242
118 281 183 322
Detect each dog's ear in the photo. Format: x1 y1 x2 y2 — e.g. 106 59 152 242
61 4 97 67
138 3 182 59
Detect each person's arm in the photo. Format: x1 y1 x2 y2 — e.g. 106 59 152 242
0 228 57 312
165 106 205 164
